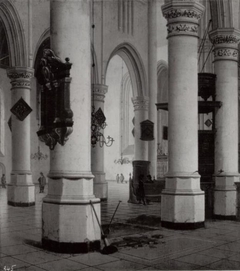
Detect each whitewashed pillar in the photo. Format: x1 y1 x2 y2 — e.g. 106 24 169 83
132 96 149 161
209 29 240 218
91 84 108 200
161 0 205 229
7 67 35 206
129 96 149 203
148 0 158 178
42 0 101 253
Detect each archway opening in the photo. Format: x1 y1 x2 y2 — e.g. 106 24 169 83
104 54 134 187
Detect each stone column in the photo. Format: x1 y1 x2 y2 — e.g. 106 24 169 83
91 84 108 201
129 96 149 203
148 0 158 178
42 0 100 253
132 96 149 161
161 0 205 229
7 67 35 206
209 28 240 219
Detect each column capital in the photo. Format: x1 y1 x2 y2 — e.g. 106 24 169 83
162 0 205 38
209 28 240 62
92 84 108 102
132 96 149 111
7 67 34 89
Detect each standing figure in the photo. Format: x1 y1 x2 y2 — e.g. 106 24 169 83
120 173 124 183
116 174 120 183
137 174 146 205
1 174 6 188
129 173 132 183
38 172 46 193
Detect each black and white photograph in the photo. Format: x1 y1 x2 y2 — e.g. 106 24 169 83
0 0 240 270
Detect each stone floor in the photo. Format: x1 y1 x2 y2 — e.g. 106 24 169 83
1 181 240 270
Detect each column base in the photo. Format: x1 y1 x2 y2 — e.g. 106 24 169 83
7 174 35 206
214 175 239 217
161 175 205 228
213 214 236 221
42 238 101 254
161 221 204 230
42 177 101 253
42 199 101 253
93 172 108 200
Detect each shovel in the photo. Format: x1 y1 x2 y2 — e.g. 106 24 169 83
104 200 122 235
90 200 118 255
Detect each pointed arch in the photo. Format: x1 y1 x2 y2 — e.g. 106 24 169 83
0 0 27 66
105 42 147 97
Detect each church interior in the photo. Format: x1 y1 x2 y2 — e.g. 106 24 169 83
1 0 240 270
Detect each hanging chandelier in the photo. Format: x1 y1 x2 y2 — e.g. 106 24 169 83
91 105 114 147
114 155 132 165
31 145 48 161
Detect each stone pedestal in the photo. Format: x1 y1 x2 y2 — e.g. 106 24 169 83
209 28 240 219
42 0 100 253
91 84 108 201
161 0 205 229
7 67 35 206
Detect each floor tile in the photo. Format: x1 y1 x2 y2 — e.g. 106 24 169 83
96 259 148 270
1 244 41 256
37 258 88 271
3 182 240 271
228 253 240 262
110 251 152 266
13 251 62 265
204 234 239 242
198 247 240 259
78 268 102 271
152 259 201 270
0 256 31 270
70 252 119 266
15 266 46 271
206 259 240 270
121 236 213 261
216 242 240 252
174 253 220 267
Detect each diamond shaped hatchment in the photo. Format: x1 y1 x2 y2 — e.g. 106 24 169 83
95 107 106 126
11 97 32 121
205 119 212 128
